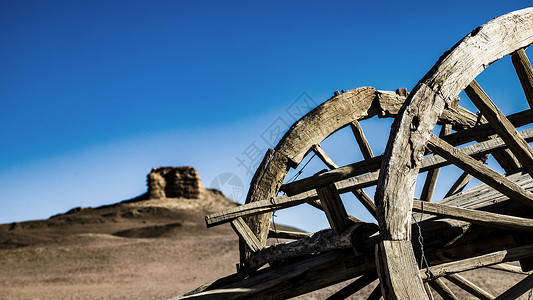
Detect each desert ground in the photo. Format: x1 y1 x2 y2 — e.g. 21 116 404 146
0 172 531 299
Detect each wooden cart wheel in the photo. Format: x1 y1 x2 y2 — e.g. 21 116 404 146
377 7 533 299
226 86 479 297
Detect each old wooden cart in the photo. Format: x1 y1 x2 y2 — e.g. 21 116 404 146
178 8 533 299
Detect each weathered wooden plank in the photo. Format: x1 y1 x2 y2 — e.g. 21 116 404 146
268 229 310 240
428 278 459 300
248 222 377 269
317 183 351 235
419 244 533 280
376 240 429 300
445 172 473 197
412 199 533 231
231 217 262 253
351 188 378 219
465 79 533 177
511 48 533 108
487 263 533 275
350 120 374 160
312 143 338 170
446 273 495 300
427 134 533 209
421 124 451 202
494 273 533 300
326 273 377 300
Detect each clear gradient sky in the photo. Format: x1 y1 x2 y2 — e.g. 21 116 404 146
1 1 531 232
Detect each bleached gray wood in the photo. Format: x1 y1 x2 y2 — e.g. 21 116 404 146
446 273 495 300
419 244 533 280
445 172 473 197
248 222 377 269
421 124 451 202
427 134 533 209
268 229 310 239
429 278 459 300
412 199 533 231
424 282 435 300
465 79 533 177
312 143 338 170
367 284 382 300
494 273 533 300
377 8 533 298
231 217 262 253
487 263 533 275
351 120 374 160
511 48 533 108
317 183 351 235
376 240 429 300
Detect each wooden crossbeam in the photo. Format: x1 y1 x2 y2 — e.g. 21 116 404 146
445 172 473 197
446 274 495 300
419 244 533 280
412 199 533 231
429 278 459 300
230 217 262 253
487 263 533 275
350 120 374 160
494 273 533 300
312 143 377 219
207 129 533 228
511 48 533 108
424 282 435 300
268 229 310 239
427 134 533 209
367 284 382 300
465 80 533 178
316 183 351 235
421 124 451 202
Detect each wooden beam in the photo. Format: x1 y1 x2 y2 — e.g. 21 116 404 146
465 80 533 178
230 217 262 253
312 144 338 170
376 240 428 300
421 124 451 202
317 183 352 235
419 244 533 280
268 229 310 239
326 273 377 300
350 120 374 160
494 273 533 300
511 48 533 108
424 282 435 300
445 172 473 197
446 273 495 300
428 278 459 300
412 199 533 231
427 134 533 209
367 284 382 300
487 263 533 275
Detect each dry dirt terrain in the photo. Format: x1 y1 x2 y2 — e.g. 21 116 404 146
0 170 531 299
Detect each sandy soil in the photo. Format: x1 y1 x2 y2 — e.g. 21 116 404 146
1 189 531 299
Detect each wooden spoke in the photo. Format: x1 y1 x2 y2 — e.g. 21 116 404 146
419 244 533 281
325 273 377 300
230 217 262 253
366 284 382 300
427 134 533 209
428 278 459 300
412 199 533 231
511 48 533 108
424 282 435 300
312 144 338 169
494 273 533 300
445 172 473 197
421 124 451 202
350 120 374 159
312 143 377 219
465 80 533 177
487 263 533 275
317 183 352 235
446 273 495 300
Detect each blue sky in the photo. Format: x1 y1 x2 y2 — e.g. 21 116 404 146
1 1 531 231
